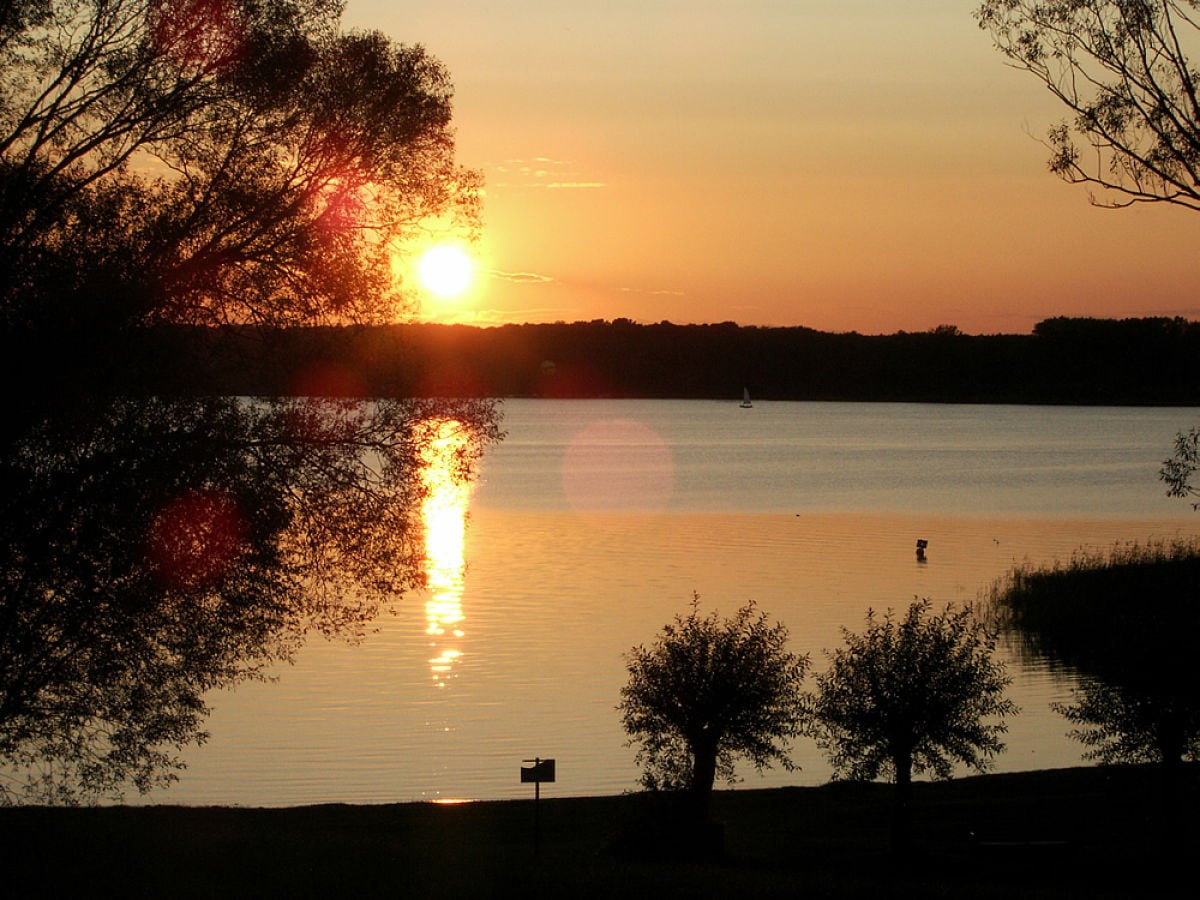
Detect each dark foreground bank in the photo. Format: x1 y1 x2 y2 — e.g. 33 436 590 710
2 765 1196 898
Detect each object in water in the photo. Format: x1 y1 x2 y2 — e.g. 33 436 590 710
915 538 928 562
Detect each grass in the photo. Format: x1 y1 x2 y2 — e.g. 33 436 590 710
2 764 1195 898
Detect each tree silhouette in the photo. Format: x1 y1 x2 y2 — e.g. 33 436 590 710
809 600 1017 853
989 541 1200 839
618 597 809 824
2 0 482 439
976 3 1200 505
1161 426 1200 505
0 1 498 801
1 0 478 325
0 397 498 802
977 1 1200 211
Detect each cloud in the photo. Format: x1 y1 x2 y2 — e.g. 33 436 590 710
489 269 557 285
618 286 686 297
489 157 606 190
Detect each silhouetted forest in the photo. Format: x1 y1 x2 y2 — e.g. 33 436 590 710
129 316 1199 404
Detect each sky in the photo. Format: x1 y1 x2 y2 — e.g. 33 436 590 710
345 1 1199 335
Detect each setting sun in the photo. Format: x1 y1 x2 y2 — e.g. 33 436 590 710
418 244 474 299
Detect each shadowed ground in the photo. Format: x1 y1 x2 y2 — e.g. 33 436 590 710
1 765 1194 898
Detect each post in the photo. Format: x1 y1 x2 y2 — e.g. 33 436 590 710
520 757 556 857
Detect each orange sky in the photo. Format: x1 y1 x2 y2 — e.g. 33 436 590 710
347 2 1199 335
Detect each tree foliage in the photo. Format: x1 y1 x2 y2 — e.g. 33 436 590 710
810 600 1017 850
988 540 1200 838
0 1 499 802
1160 425 1200 505
1055 679 1200 766
1 0 482 442
0 397 499 802
147 315 1198 405
988 540 1200 768
811 600 1017 783
618 597 809 818
1 0 478 333
976 1 1200 210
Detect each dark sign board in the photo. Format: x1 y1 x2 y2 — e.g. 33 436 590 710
520 758 556 783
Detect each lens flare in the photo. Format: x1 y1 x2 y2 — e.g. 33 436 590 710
148 488 245 588
561 418 675 523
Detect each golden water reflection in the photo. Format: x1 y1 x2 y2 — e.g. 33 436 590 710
420 419 472 687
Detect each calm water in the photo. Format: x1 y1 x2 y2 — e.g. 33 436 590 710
151 400 1199 806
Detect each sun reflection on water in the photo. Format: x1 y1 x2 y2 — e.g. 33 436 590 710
420 419 472 688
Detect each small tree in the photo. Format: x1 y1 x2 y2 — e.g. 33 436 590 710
618 596 809 822
809 599 1018 853
1161 426 1200 506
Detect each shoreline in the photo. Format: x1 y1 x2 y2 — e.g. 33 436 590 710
4 764 1195 898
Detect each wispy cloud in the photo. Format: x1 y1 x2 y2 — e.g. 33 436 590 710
618 286 686 297
489 269 557 285
490 157 606 190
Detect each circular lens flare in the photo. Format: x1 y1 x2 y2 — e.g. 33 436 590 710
562 419 675 523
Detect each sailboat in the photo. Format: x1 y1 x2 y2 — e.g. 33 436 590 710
740 387 753 409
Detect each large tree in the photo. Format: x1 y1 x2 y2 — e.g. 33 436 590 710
809 600 1017 853
0 1 498 802
2 0 481 430
618 597 809 823
1 0 477 324
976 3 1200 502
976 1 1200 210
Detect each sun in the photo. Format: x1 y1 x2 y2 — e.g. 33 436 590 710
418 244 474 299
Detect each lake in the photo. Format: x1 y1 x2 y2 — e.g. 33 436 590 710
149 400 1199 806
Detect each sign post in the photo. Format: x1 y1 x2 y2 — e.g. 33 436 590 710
520 757 556 856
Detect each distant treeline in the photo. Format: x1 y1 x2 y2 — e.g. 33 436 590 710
136 316 1200 405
